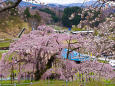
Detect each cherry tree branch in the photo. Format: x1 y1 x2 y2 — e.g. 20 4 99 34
0 0 22 13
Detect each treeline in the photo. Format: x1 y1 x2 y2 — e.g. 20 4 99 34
24 7 41 29
62 6 103 28
39 7 82 27
39 8 59 22
24 7 41 22
24 6 102 28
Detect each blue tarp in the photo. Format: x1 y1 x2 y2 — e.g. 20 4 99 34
68 28 71 31
61 48 90 62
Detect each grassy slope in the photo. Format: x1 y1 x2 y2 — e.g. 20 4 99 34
0 15 31 39
0 42 10 47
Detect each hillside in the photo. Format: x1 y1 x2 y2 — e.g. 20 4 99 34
0 15 31 39
0 6 59 40
29 8 53 24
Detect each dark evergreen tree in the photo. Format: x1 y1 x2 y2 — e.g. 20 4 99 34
24 7 31 18
62 7 81 27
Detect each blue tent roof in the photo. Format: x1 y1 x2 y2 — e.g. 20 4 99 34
61 48 90 61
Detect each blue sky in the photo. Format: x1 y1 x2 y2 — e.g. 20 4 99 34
23 0 92 4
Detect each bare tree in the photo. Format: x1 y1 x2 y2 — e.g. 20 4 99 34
0 0 22 13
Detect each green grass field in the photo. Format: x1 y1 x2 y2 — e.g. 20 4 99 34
0 79 115 86
28 80 115 86
0 80 31 86
0 42 10 47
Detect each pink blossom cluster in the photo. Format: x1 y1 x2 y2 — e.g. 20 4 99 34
0 25 114 81
42 60 115 81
